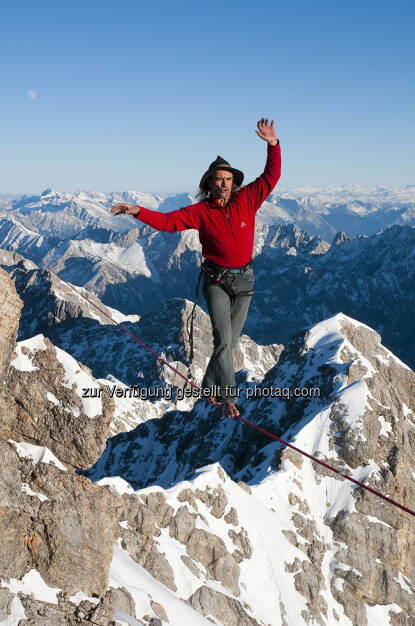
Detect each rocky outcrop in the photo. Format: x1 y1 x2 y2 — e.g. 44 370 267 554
0 437 122 623
0 268 23 431
0 268 23 377
3 335 114 470
188 586 261 626
186 528 240 596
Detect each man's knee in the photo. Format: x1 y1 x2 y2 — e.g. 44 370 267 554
212 330 232 352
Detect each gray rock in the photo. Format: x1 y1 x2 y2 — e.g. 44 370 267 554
207 552 240 596
177 487 197 510
228 529 252 560
0 587 13 621
0 268 22 380
188 585 261 626
186 528 228 567
294 560 327 626
0 442 121 598
195 488 209 504
224 507 239 526
169 505 195 544
150 600 169 622
17 594 90 625
180 554 200 576
209 485 228 518
85 596 115 625
186 529 240 595
105 586 136 619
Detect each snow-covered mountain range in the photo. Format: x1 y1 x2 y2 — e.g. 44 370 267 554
1 187 414 370
2 185 415 242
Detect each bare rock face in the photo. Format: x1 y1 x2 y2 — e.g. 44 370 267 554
0 268 23 427
228 528 252 560
0 440 121 597
224 507 239 526
4 336 114 470
104 586 136 618
186 528 240 596
210 485 228 518
0 268 22 378
169 505 196 544
188 586 261 626
0 251 114 473
328 319 415 622
0 588 13 621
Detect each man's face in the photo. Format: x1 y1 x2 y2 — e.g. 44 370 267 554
209 169 233 203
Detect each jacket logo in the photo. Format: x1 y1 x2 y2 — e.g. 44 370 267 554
240 221 247 228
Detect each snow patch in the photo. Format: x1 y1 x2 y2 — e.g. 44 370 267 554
54 346 102 418
110 544 212 625
378 415 392 437
97 476 135 495
46 391 60 406
68 591 99 605
11 335 47 372
9 440 67 471
366 602 404 625
395 572 412 593
21 483 49 502
1 569 61 604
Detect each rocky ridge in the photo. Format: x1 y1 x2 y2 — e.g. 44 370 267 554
2 263 415 624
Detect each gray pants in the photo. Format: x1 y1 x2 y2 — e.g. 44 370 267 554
201 267 254 404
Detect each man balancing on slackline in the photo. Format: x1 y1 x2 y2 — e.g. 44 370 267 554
112 117 281 419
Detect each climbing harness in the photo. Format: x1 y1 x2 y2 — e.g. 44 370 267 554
201 258 254 301
17 258 415 519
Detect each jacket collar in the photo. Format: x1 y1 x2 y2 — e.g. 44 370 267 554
207 192 235 209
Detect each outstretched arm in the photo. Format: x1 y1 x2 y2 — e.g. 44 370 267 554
111 201 200 233
255 118 279 146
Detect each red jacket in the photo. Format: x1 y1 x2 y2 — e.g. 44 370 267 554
135 142 281 268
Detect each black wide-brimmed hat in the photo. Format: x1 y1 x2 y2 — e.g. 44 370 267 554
199 155 244 189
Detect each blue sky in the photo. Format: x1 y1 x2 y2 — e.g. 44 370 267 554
1 0 414 194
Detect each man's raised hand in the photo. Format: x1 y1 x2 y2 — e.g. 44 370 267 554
255 118 278 146
111 203 141 216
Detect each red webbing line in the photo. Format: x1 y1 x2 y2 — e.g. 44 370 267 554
234 414 415 518
40 262 415 519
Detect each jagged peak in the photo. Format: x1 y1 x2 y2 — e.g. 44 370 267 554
333 230 351 245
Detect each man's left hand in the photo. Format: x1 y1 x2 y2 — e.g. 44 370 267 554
255 118 278 146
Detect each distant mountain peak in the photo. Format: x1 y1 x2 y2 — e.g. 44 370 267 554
40 187 59 197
